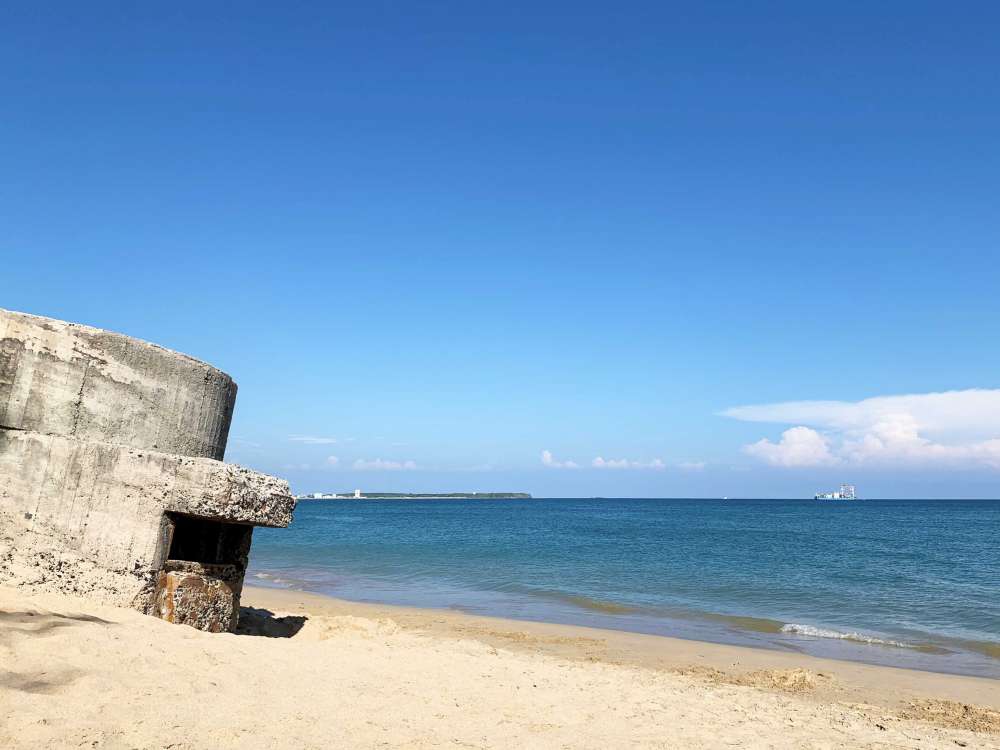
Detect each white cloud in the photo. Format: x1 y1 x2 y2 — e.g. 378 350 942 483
289 435 341 445
352 458 418 471
678 461 707 471
726 389 1000 469
743 427 840 467
592 456 666 470
543 450 667 470
541 450 579 469
326 456 340 467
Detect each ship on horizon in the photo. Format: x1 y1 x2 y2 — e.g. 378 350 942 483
815 484 857 500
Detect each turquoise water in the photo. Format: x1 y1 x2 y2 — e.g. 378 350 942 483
249 498 1000 678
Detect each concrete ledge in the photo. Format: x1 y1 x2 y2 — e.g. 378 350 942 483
0 429 293 614
0 309 236 459
0 429 294 534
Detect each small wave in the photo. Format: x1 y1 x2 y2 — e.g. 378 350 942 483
514 587 640 615
780 624 918 649
703 613 786 634
559 594 639 615
962 640 1000 660
248 570 299 589
493 583 641 615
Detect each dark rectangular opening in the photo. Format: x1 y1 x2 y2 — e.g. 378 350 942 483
166 513 252 566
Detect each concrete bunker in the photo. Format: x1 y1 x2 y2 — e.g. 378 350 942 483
0 309 296 632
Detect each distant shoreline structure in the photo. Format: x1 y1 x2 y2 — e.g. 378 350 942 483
815 484 858 500
296 491 532 501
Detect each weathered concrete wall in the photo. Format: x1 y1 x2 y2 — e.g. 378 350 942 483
0 429 292 610
0 309 295 631
0 309 236 460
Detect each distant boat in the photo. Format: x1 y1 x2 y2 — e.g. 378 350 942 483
815 484 857 500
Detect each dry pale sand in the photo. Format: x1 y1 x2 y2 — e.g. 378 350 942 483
2 584 998 749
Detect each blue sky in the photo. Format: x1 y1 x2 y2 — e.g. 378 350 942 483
3 2 999 497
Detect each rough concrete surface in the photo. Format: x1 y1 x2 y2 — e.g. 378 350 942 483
153 561 247 632
0 310 294 631
0 308 236 460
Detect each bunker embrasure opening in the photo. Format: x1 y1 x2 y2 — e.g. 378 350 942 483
166 513 253 566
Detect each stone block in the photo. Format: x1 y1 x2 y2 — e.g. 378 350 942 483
152 561 244 633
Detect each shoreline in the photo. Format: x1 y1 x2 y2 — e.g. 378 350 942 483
259 497 999 683
4 583 999 748
242 585 1000 712
246 568 1000 680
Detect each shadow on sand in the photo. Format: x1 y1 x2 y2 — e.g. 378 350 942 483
0 608 113 637
235 606 308 638
0 610 104 694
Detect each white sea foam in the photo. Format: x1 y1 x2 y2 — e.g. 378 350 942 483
251 571 295 587
780 623 916 649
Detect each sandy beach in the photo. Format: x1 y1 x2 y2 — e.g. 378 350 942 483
2 584 998 749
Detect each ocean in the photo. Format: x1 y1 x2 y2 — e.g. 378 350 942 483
248 497 1000 678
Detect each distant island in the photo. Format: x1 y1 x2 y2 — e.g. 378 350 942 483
296 491 532 500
